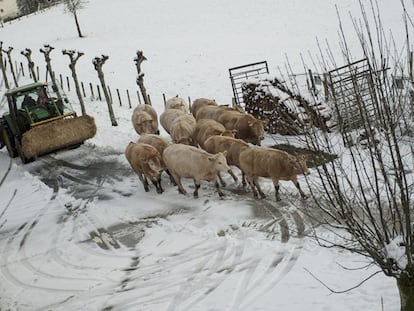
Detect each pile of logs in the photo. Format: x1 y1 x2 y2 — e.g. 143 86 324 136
242 77 330 135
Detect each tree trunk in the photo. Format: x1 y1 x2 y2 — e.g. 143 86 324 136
397 277 414 311
73 11 83 38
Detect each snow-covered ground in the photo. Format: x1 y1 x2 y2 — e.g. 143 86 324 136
0 0 407 310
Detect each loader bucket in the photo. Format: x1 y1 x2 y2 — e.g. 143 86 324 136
21 114 97 159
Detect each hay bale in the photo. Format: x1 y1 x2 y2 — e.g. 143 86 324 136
22 115 97 159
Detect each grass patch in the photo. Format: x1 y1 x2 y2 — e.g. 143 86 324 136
270 144 337 168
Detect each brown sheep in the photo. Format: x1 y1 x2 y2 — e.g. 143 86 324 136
137 134 175 184
194 119 237 149
159 108 186 134
203 135 250 186
131 104 159 135
125 142 164 193
191 98 217 118
239 146 310 201
165 95 189 113
163 143 231 198
217 111 267 146
170 114 197 145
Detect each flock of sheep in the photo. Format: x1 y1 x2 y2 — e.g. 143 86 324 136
125 96 310 201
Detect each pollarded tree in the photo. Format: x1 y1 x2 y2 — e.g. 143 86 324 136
64 0 87 38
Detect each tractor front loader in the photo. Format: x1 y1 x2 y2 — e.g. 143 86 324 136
0 81 97 163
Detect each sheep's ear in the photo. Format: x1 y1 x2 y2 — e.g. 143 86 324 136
208 156 215 162
221 151 228 157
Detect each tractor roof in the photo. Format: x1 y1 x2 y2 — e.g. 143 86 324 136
6 82 48 96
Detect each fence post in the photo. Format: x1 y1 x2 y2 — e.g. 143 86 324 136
96 84 102 101
20 62 24 77
81 82 86 97
126 89 132 108
89 82 94 99
137 90 141 105
116 89 122 106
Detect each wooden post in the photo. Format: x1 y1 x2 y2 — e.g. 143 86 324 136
126 89 132 108
134 50 151 106
89 82 94 99
137 90 141 104
20 48 37 82
93 55 118 126
66 76 70 92
63 49 86 114
96 84 101 101
116 89 122 106
20 62 24 77
59 73 63 88
81 82 86 97
0 42 10 89
323 73 330 101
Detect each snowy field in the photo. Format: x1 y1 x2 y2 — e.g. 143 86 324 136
0 0 408 310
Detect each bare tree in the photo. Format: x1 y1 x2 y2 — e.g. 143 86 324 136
21 48 38 82
93 55 117 126
63 0 87 38
134 50 151 106
289 1 414 310
63 49 86 115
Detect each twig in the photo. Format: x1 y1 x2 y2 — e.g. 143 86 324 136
304 267 382 294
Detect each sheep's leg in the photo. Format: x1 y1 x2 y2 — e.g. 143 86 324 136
150 175 163 194
292 177 307 199
215 179 225 198
217 172 226 187
253 176 266 199
228 169 238 183
165 169 176 185
245 175 258 198
272 178 281 201
171 172 186 195
138 174 150 192
193 179 200 199
241 170 246 188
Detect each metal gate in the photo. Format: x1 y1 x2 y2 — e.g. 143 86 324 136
229 61 269 107
328 58 378 131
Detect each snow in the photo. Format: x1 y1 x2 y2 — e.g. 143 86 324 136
0 0 407 310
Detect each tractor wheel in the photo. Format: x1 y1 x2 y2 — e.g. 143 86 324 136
14 136 31 164
1 125 17 158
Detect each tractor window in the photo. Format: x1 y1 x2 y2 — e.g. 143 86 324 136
46 82 75 114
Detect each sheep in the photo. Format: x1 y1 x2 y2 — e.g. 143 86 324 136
203 135 250 186
191 98 217 118
131 104 159 135
169 114 197 146
159 108 186 134
239 146 310 201
193 119 236 149
163 143 231 198
165 95 189 113
125 141 164 193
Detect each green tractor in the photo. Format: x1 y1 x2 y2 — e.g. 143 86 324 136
0 81 97 163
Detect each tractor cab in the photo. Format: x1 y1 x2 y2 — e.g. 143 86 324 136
9 82 75 129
